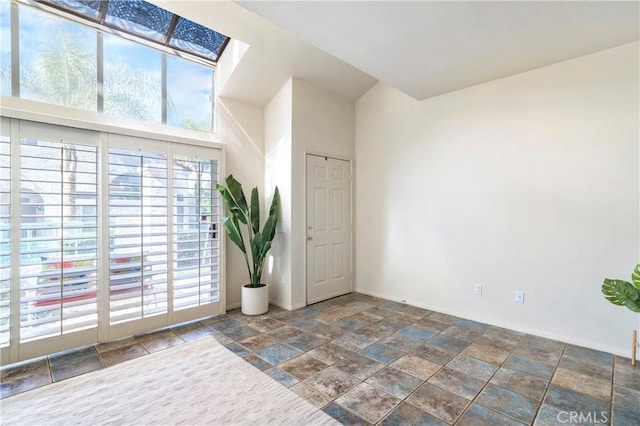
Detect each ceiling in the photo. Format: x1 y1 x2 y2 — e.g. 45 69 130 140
157 1 639 105
237 1 640 101
154 1 376 105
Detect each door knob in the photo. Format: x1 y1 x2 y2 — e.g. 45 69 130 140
307 235 314 241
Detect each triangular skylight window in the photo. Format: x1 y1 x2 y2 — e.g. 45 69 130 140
37 0 230 63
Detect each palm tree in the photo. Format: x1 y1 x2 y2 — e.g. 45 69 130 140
62 144 77 221
0 52 10 96
102 61 161 122
21 27 96 110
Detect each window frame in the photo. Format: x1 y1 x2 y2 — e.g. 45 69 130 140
0 95 222 149
5 0 217 132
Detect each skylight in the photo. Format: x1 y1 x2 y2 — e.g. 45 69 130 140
36 0 230 63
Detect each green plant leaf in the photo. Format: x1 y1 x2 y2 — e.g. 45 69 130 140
602 278 639 306
254 240 272 282
632 264 640 290
259 240 272 263
250 232 263 269
269 187 280 218
216 185 234 210
217 178 279 288
250 187 260 235
216 184 246 224
624 299 640 313
221 216 246 253
225 175 249 224
262 215 277 242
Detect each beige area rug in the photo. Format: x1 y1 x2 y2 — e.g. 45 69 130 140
1 337 339 426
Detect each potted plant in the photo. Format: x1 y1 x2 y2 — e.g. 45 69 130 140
217 175 280 315
601 264 640 365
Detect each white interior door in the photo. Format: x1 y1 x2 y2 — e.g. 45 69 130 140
306 155 351 304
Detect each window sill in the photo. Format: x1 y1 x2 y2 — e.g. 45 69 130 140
0 96 223 149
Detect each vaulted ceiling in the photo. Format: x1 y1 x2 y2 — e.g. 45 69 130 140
158 1 639 105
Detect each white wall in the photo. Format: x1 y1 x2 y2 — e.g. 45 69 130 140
292 78 356 160
216 97 265 309
290 78 356 309
264 79 293 309
355 42 640 356
215 39 250 95
261 78 356 310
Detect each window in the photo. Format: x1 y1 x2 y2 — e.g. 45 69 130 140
19 192 45 239
103 0 173 44
40 0 229 62
19 137 99 342
169 17 228 61
19 4 96 110
3 0 226 132
108 148 168 324
0 118 222 364
103 33 161 122
0 0 10 96
167 56 213 132
172 156 219 310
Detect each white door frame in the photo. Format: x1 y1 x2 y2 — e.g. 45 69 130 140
304 152 354 305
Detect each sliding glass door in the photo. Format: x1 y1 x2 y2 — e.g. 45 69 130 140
1 119 223 364
107 142 170 338
172 147 221 323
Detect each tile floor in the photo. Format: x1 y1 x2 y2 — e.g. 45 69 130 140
1 292 639 425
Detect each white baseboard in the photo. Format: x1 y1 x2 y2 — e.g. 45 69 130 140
225 302 241 311
226 300 295 312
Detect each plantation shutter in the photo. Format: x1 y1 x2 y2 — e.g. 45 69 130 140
108 148 168 324
0 133 10 347
172 156 220 310
19 135 99 342
1 118 223 365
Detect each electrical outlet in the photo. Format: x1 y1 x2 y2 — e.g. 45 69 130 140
515 291 524 303
474 284 482 296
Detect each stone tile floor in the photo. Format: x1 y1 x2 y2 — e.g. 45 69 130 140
1 292 639 425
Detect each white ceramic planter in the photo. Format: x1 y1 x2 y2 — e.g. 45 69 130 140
241 284 269 315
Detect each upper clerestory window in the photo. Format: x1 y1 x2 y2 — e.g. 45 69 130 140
1 0 229 132
38 0 229 63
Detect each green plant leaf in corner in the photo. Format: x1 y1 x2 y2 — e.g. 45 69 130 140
262 216 277 242
216 175 280 289
225 175 249 224
269 187 280 218
624 299 640 313
217 184 245 224
221 216 246 254
250 187 260 235
631 264 640 290
250 232 262 271
602 278 639 306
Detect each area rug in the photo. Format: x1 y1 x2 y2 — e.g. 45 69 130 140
1 337 339 425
